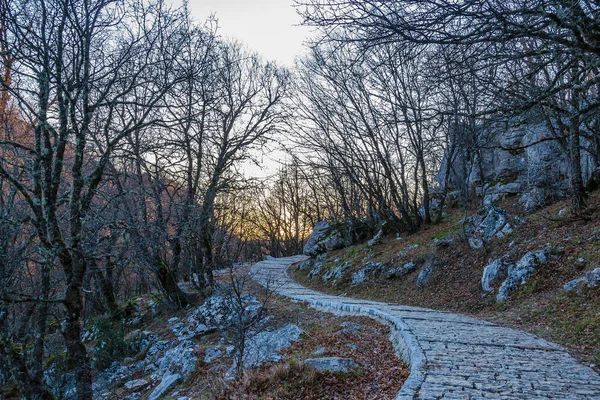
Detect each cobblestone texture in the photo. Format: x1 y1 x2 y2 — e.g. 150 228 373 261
250 256 600 400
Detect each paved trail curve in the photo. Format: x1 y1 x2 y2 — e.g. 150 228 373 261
250 255 600 399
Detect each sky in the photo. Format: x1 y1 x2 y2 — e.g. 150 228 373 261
187 0 314 178
188 0 312 66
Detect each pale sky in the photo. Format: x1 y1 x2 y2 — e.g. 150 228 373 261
188 0 312 66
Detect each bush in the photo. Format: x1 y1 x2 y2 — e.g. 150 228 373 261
91 319 129 370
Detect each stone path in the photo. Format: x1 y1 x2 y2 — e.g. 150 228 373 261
250 255 600 400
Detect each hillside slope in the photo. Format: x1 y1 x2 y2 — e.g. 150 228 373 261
292 193 600 370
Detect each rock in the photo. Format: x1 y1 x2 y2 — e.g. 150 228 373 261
154 340 198 379
345 343 360 350
204 347 222 364
468 237 484 249
147 373 181 400
386 261 416 279
124 379 150 392
430 237 453 247
466 205 513 248
586 268 600 287
436 123 589 210
191 293 262 330
565 267 600 292
303 221 346 256
312 347 326 356
307 254 327 280
146 340 173 361
322 262 349 285
351 262 385 285
367 229 383 247
243 324 304 369
304 357 359 373
481 258 511 292
564 277 586 292
416 263 439 287
340 321 362 334
497 247 553 302
516 188 547 212
44 370 77 400
397 242 417 256
298 259 314 270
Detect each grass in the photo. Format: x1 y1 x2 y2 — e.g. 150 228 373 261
292 191 600 370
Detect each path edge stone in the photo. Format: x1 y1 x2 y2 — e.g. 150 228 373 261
250 257 426 400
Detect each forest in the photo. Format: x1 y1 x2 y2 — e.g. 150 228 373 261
1 0 599 398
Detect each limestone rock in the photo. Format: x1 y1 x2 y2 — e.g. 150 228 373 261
481 257 511 292
351 262 385 285
322 261 349 285
243 324 304 369
397 243 419 257
497 247 553 302
367 229 383 247
304 357 359 373
204 347 222 364
154 340 198 379
564 277 587 292
124 379 149 392
386 261 416 279
303 221 345 256
416 263 439 287
147 373 181 400
564 267 600 292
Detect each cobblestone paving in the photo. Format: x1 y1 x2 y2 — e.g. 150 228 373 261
250 256 600 400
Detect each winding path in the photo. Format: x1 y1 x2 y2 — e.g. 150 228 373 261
250 255 600 400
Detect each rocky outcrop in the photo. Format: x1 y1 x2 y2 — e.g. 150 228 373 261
303 220 373 256
465 204 513 249
481 257 511 292
386 261 416 279
564 267 600 292
351 261 385 285
416 263 440 287
303 221 346 256
242 324 304 369
436 123 596 211
497 247 554 302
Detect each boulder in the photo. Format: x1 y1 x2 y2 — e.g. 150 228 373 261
481 257 511 292
303 221 345 256
304 357 359 373
564 277 587 292
242 324 304 369
307 254 327 280
191 293 262 330
386 261 416 279
351 262 385 285
564 267 600 292
466 205 513 248
147 373 181 400
367 229 384 247
497 247 553 302
435 123 590 211
416 263 440 287
322 262 349 285
154 340 198 379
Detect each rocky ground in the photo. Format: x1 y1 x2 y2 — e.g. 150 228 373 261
292 190 600 371
21 268 407 400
